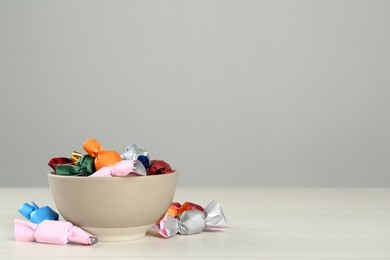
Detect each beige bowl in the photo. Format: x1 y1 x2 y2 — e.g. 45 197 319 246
48 171 178 241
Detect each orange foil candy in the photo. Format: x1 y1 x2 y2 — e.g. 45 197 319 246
82 139 122 171
166 202 205 218
166 202 182 218
177 202 204 215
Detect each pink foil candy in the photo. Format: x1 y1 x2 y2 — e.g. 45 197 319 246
89 160 146 177
14 219 98 245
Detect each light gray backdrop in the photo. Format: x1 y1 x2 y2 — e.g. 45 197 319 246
1 0 389 187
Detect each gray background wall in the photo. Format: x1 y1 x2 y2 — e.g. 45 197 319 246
0 0 389 187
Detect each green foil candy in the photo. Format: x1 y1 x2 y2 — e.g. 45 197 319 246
55 155 96 176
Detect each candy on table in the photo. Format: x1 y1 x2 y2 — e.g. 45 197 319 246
176 201 204 216
121 144 150 168
155 200 227 238
14 219 98 245
171 202 182 209
55 154 96 176
90 160 146 177
18 202 59 224
166 202 181 218
166 202 204 218
147 160 173 175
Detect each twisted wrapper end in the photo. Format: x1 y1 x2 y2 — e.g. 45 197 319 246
68 225 98 245
83 138 103 157
155 214 179 238
204 200 228 231
14 219 37 242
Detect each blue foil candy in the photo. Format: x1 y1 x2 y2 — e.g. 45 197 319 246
18 202 59 224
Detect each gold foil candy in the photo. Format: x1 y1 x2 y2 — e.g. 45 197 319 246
70 151 83 164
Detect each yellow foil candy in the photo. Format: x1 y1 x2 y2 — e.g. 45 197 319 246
70 151 83 164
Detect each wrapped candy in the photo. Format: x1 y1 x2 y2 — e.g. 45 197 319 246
176 201 204 216
166 202 182 218
90 160 146 177
148 160 173 175
121 144 150 168
70 151 84 164
14 219 98 245
55 154 96 176
18 202 59 224
83 138 122 171
155 200 227 238
166 202 204 218
48 157 74 172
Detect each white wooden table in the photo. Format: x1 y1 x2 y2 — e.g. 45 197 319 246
1 188 389 259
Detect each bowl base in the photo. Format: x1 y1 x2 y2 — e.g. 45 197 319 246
83 224 153 241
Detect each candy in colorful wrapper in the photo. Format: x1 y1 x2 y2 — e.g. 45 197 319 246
176 201 204 216
121 144 150 168
171 202 182 209
70 151 84 164
90 160 146 177
83 138 122 171
14 219 98 245
155 200 227 238
166 202 182 217
166 202 204 218
55 154 96 176
48 157 74 171
18 202 59 224
147 160 173 175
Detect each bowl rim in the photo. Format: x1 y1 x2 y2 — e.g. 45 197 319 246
48 170 178 181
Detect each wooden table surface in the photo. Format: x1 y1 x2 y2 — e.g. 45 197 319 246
0 187 389 259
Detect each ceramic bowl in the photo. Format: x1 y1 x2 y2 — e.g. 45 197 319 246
48 171 178 241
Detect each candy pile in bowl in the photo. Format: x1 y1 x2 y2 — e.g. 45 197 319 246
48 138 173 177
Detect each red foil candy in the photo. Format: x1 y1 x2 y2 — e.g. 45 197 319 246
48 158 74 172
147 160 173 175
